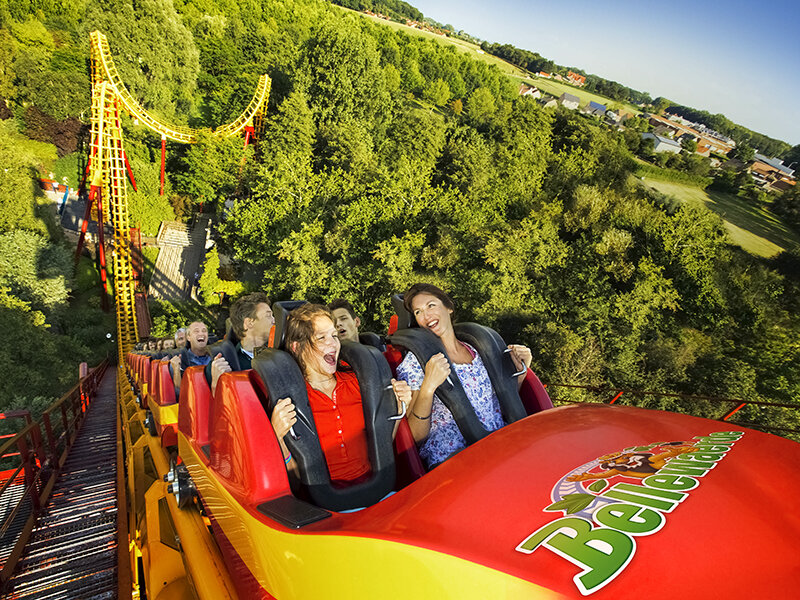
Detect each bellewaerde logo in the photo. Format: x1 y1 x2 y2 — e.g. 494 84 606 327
515 431 743 595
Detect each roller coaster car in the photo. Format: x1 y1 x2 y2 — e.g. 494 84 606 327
167 310 800 599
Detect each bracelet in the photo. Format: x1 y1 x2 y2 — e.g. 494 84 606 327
411 409 431 420
284 452 292 464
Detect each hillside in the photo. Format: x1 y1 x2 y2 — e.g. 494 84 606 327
0 0 798 438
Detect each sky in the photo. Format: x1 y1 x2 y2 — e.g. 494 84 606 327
411 0 800 148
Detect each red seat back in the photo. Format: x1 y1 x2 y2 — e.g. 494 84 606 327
178 366 213 450
520 370 553 414
148 359 161 405
208 372 290 506
156 360 176 406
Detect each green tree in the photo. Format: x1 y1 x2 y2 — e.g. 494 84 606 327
733 141 755 162
298 15 389 127
198 247 245 305
681 137 698 154
423 78 451 107
173 132 248 207
465 87 496 127
0 230 71 315
260 89 315 166
127 190 176 236
86 0 200 120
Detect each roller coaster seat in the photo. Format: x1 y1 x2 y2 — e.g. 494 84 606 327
358 332 386 351
391 293 415 330
269 300 307 349
389 293 553 415
208 370 292 506
155 358 177 406
178 365 216 462
251 341 397 512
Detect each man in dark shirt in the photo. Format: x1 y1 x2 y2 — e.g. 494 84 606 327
170 321 211 390
210 293 274 394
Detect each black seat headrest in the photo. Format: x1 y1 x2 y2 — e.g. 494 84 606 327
359 332 385 351
270 300 307 349
225 326 240 346
388 328 489 445
219 339 241 372
453 323 527 425
391 294 416 330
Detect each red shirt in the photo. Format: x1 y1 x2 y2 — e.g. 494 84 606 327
306 371 370 484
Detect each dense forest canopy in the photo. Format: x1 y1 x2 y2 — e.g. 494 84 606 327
0 0 798 438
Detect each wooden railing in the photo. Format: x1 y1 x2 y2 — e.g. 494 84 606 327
0 360 109 585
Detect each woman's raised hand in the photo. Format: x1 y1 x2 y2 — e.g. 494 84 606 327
271 397 297 439
423 353 451 389
390 378 412 410
508 344 532 372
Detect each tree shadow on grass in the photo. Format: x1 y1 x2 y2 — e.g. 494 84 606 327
703 189 800 253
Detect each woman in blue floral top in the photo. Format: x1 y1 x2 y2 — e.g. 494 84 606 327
396 284 532 468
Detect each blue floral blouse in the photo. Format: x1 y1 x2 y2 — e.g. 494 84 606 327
396 343 505 468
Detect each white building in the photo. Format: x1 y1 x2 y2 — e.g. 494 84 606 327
559 93 580 110
641 132 682 154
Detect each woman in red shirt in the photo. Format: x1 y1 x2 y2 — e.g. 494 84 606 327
270 304 410 485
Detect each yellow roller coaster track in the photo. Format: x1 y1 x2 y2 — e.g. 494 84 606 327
90 30 271 143
87 30 270 357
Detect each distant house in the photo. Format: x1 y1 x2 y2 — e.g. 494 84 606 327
753 153 795 178
537 71 551 78
641 132 682 154
584 101 606 117
567 71 586 87
616 110 634 122
519 83 541 98
647 113 734 156
559 93 580 110
553 73 565 82
605 110 620 123
749 154 796 191
539 97 558 109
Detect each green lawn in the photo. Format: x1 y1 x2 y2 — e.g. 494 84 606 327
641 179 800 258
520 76 642 114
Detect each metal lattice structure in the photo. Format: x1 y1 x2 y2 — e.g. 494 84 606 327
87 30 271 358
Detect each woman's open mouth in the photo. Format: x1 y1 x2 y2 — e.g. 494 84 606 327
324 352 337 367
426 319 439 330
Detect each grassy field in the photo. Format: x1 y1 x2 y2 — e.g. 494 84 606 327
518 76 642 114
641 179 800 258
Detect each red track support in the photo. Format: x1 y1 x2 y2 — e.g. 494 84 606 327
609 391 624 405
74 187 97 263
95 190 110 312
123 151 138 191
160 134 166 195
241 126 254 169
78 143 97 197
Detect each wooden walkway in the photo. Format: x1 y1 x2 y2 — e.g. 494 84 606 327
2 372 120 600
149 217 209 301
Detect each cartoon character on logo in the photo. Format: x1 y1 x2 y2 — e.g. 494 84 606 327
566 441 698 482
